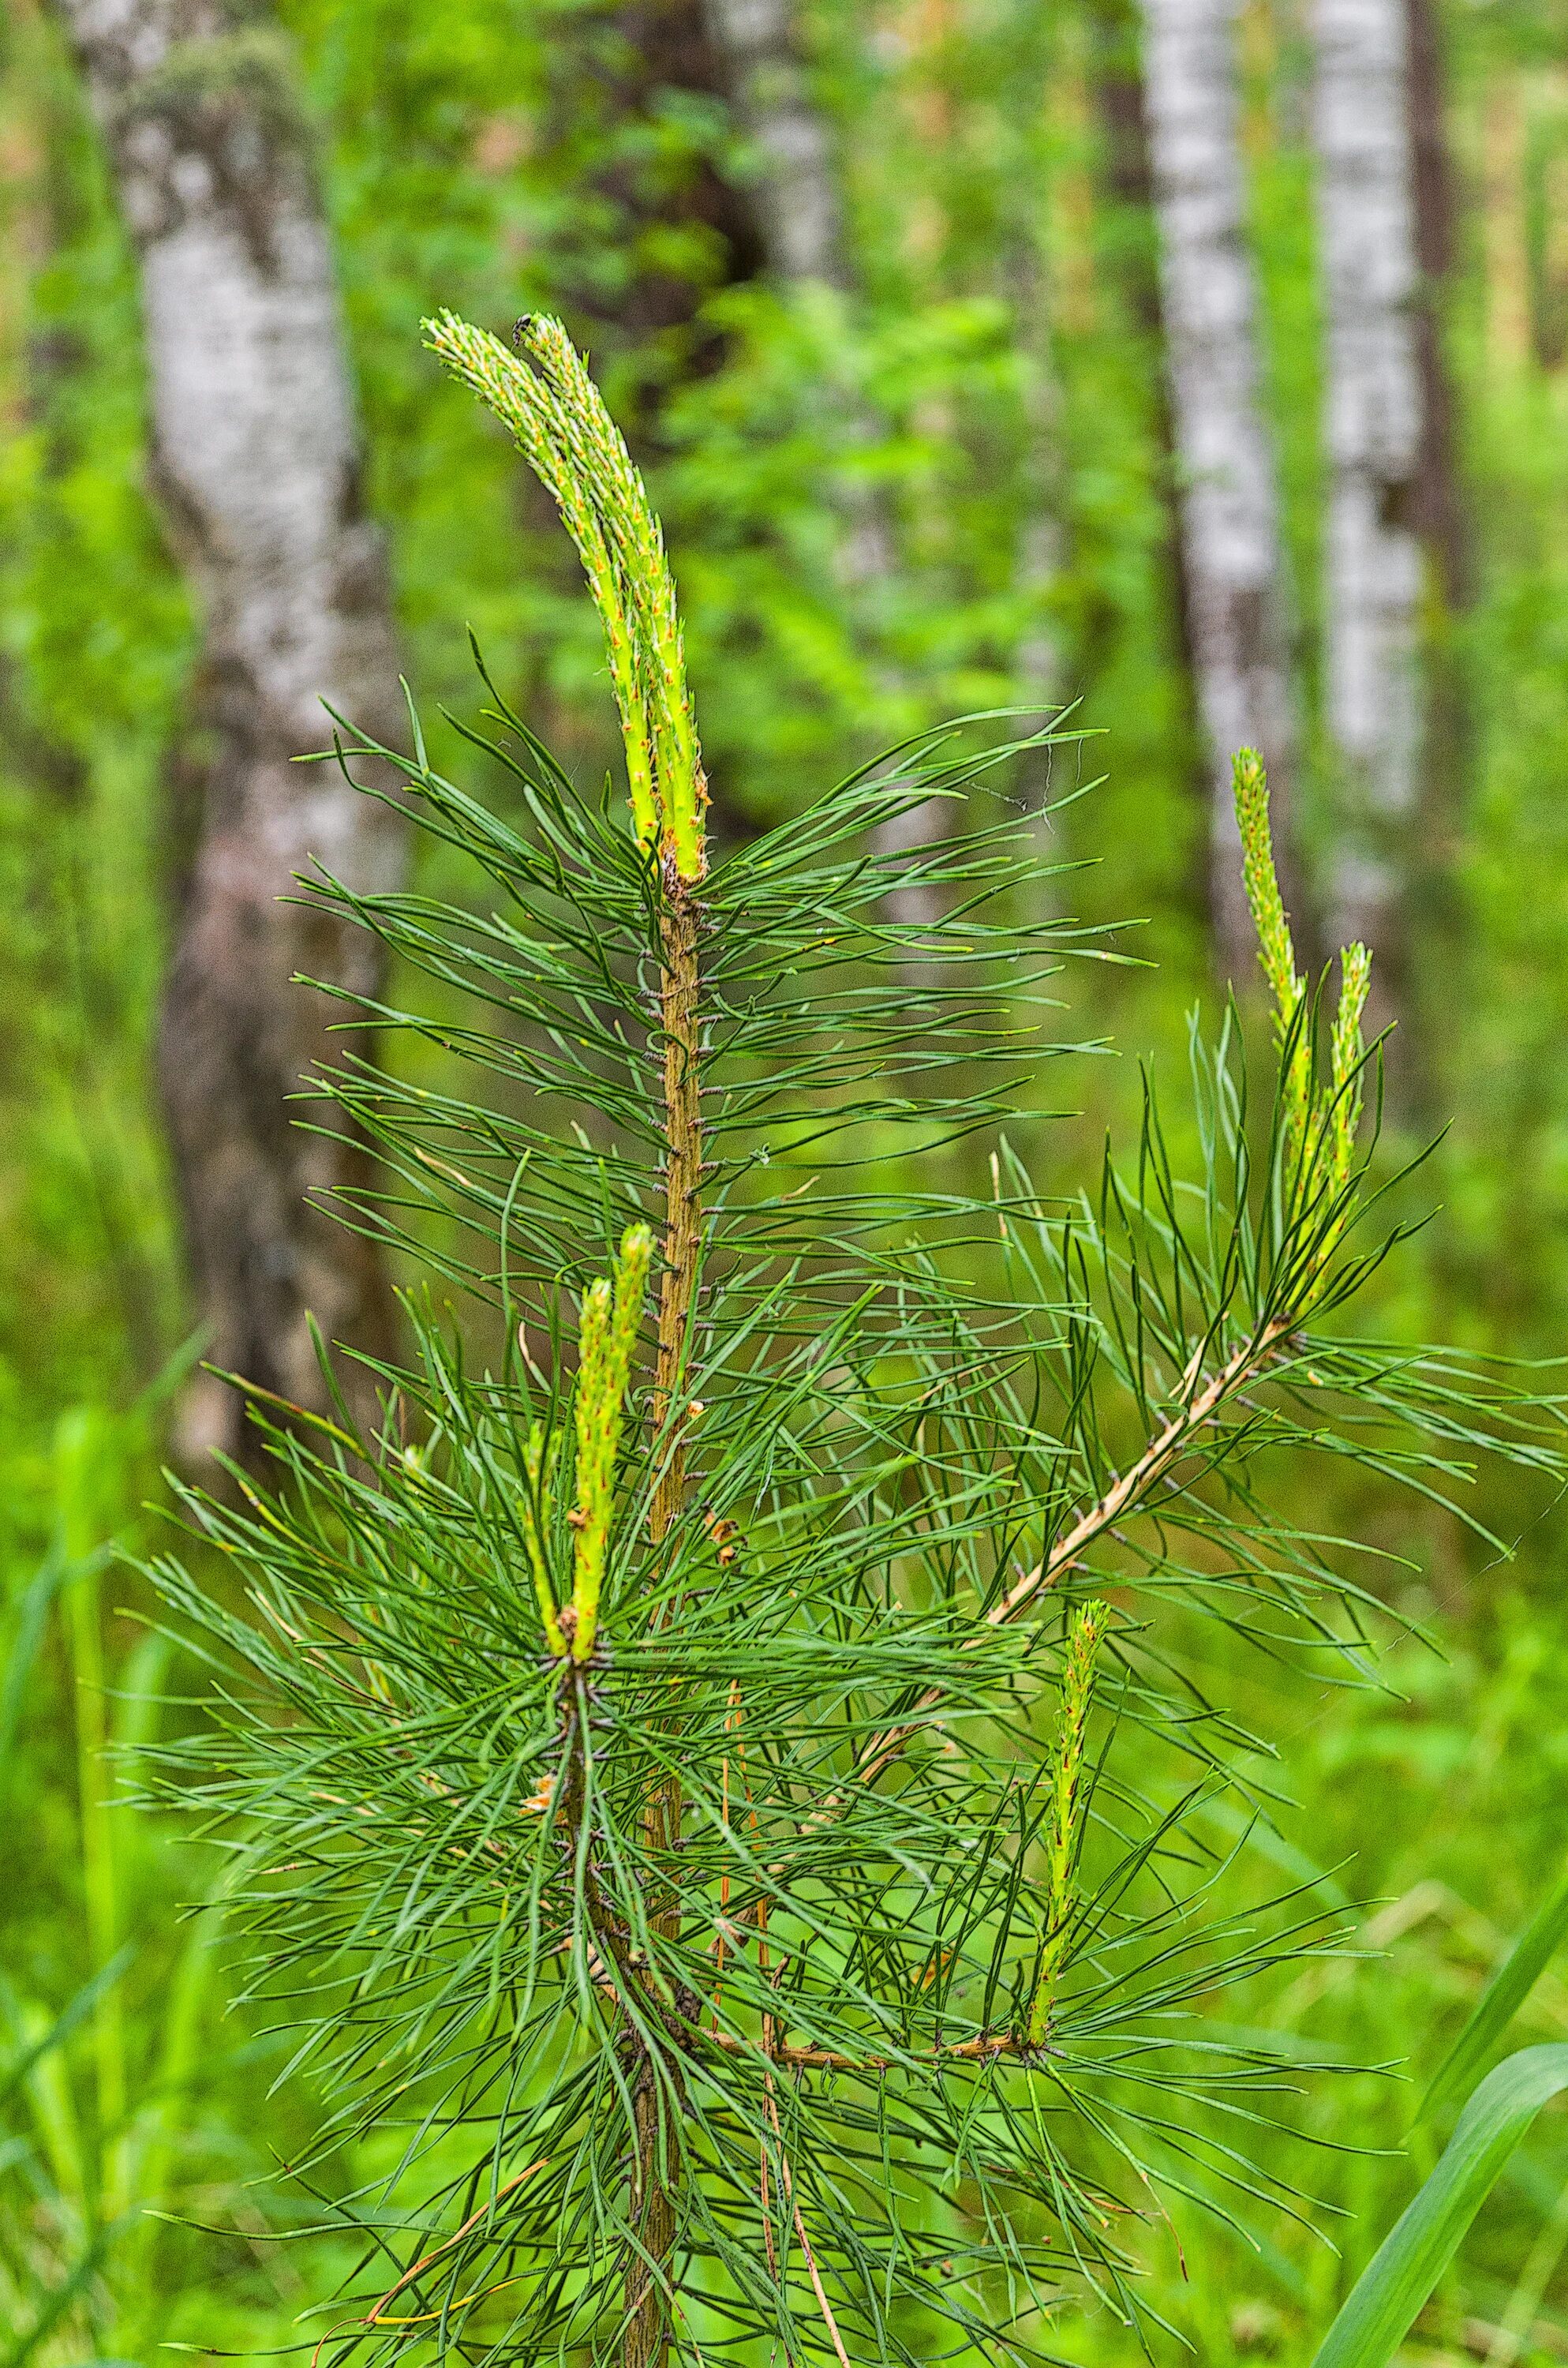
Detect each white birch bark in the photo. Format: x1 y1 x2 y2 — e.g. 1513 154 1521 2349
702 0 846 283
1311 0 1424 953
702 0 901 586
704 3 1064 906
1141 0 1297 970
702 0 946 912
51 0 406 1461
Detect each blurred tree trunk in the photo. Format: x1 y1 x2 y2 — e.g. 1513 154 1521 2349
545 0 765 839
1140 0 1297 975
869 0 958 919
1481 69 1530 372
700 0 896 590
702 0 942 904
1405 0 1469 616
1403 0 1471 1111
582 2 766 369
1003 0 1080 748
1311 0 1424 969
1086 0 1203 886
700 0 847 283
51 0 406 1465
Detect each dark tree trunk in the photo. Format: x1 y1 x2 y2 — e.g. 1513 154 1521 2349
51 0 406 1464
1403 0 1472 1122
1404 0 1469 614
533 0 767 849
572 0 768 370
699 0 922 910
1087 0 1204 902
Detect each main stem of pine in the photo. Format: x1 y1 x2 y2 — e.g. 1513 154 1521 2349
650 879 702 1552
625 871 702 2368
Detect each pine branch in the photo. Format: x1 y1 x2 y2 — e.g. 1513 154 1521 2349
855 1316 1293 1787
651 882 704 1550
994 1319 1293 1626
701 2026 1023 2072
857 755 1374 1791
629 670 706 2368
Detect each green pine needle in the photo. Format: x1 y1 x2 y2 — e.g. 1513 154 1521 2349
521 1418 565 1655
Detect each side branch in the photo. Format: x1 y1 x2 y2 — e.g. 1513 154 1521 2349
856 1317 1291 1785
990 1316 1290 1629
702 2027 1024 2074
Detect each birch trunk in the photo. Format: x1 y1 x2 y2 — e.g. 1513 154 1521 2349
701 0 900 590
51 0 406 1463
1140 0 1297 972
1311 0 1424 957
700 0 846 283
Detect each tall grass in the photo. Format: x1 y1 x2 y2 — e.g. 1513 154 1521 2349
0 1407 355 2365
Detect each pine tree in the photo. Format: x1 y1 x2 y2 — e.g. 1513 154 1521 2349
153 316 1560 2367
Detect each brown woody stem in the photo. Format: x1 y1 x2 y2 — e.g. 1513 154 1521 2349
624 2055 682 2368
651 875 703 1547
703 2025 1021 2073
625 866 705 2368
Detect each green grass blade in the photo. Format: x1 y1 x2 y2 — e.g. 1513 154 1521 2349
0 2219 121 2368
1416 1862 1568 2127
0 1549 68 1789
1313 2044 1568 2368
0 1950 133 2115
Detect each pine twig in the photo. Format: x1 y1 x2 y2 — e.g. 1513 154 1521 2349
855 1318 1290 1787
702 2026 1022 2072
365 2159 550 2325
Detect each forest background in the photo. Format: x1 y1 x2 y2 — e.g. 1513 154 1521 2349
5 0 1568 2360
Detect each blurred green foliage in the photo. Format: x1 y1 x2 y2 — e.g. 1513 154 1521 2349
5 0 1568 2358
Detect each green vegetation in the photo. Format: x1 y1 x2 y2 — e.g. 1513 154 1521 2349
7 4 1568 2362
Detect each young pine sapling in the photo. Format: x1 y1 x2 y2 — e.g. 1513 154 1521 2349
155 317 1560 2368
